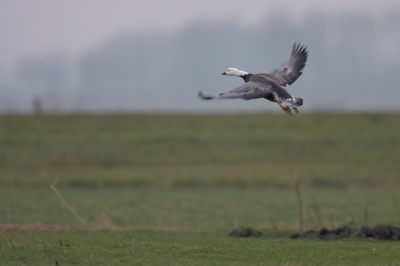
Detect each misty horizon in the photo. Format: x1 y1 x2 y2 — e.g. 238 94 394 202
1 8 400 113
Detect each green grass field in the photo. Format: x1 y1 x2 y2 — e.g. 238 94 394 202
1 113 399 188
3 231 400 265
1 113 400 265
2 188 400 232
2 187 400 265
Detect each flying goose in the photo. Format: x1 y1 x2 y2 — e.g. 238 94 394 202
198 42 308 115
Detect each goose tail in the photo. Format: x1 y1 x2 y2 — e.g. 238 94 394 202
278 96 303 115
293 96 303 107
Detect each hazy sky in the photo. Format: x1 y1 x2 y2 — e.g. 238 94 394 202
1 0 399 66
1 0 400 113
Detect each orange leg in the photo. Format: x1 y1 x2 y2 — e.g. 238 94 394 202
293 106 299 114
276 99 292 115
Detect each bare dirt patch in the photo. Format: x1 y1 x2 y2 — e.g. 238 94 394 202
229 224 400 240
0 224 124 232
291 224 400 240
230 227 263 237
0 224 78 232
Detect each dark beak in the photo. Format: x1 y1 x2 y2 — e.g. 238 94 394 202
222 72 226 75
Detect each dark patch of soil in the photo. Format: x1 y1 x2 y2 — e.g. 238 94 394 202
358 224 400 240
230 227 263 238
291 226 354 240
0 224 78 232
291 224 400 241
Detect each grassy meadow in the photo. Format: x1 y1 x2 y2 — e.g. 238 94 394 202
1 113 400 265
1 113 399 188
3 231 400 265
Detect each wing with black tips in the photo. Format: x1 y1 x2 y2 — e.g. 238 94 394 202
262 42 308 87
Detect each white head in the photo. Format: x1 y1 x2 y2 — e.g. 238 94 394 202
222 68 248 77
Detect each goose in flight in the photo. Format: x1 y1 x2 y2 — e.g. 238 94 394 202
198 42 308 115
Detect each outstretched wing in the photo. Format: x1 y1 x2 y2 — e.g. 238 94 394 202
262 42 308 87
198 82 270 101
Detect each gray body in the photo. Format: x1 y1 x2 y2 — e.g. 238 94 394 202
198 42 308 112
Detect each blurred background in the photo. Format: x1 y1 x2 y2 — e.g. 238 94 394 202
2 1 400 241
1 0 400 114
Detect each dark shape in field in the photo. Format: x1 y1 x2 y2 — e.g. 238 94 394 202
230 227 263 238
291 224 400 241
198 42 308 115
291 226 354 240
358 224 400 240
